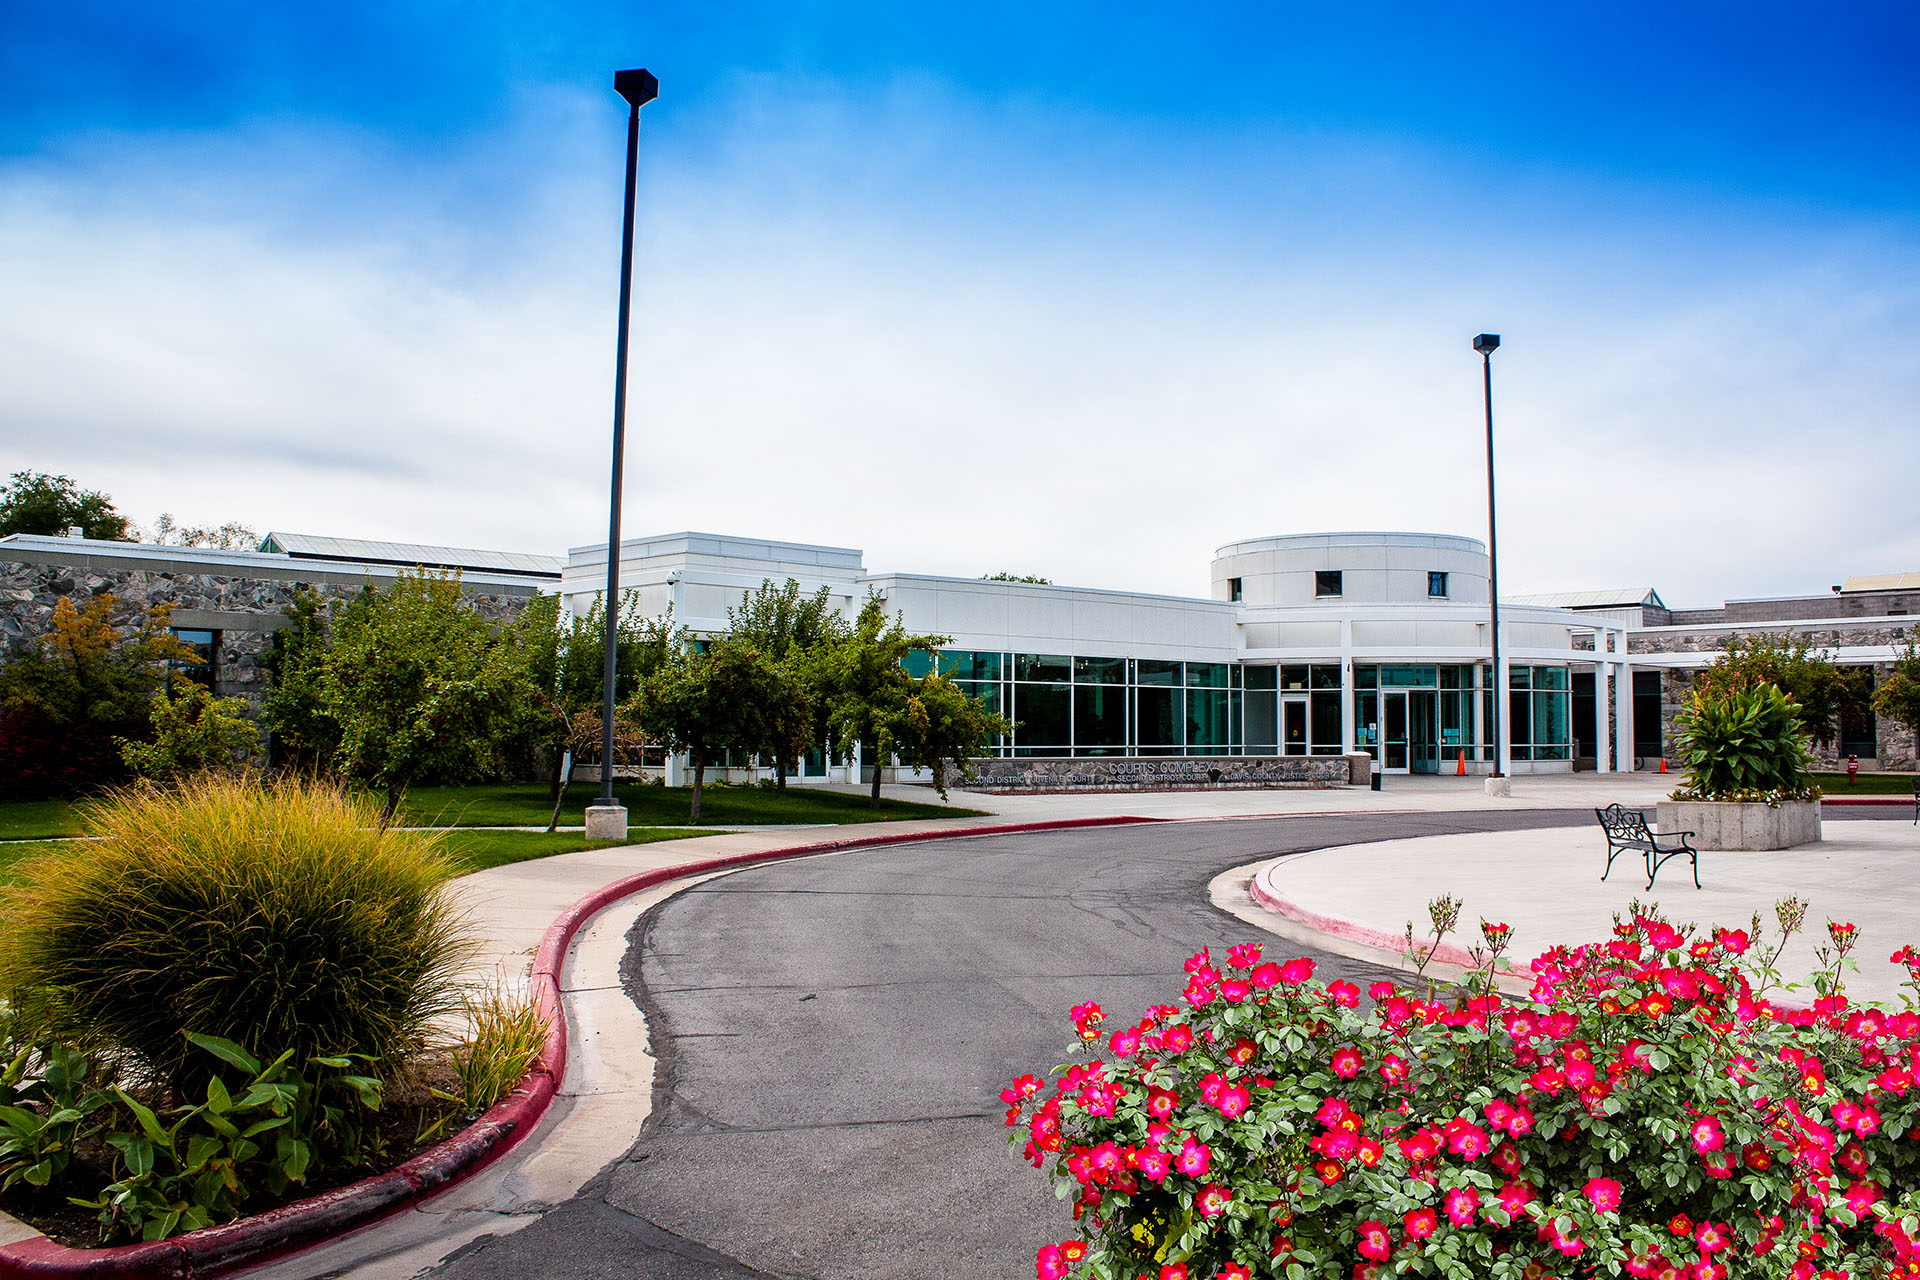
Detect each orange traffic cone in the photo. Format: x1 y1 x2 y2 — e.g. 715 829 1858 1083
1658 757 1667 773
1456 752 1466 777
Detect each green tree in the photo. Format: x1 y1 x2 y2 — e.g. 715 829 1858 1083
264 570 540 821
1872 629 1920 743
519 592 681 829
261 588 339 770
981 572 1052 585
818 596 972 808
726 579 845 789
118 685 260 779
887 671 1011 799
628 636 783 822
1692 632 1852 749
0 472 133 540
0 594 196 795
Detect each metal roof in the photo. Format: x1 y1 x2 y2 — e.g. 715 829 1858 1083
1504 587 1667 610
260 532 562 579
1840 572 1920 593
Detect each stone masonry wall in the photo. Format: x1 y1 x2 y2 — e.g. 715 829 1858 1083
956 755 1352 793
1637 620 1919 772
0 558 535 719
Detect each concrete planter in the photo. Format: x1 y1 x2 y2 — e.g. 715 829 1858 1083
1654 799 1821 851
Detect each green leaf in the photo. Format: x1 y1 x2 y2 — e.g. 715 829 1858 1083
185 1032 261 1076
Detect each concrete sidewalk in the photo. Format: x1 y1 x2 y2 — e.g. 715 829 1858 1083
1241 814 1920 1007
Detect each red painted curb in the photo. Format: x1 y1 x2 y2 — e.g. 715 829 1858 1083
0 813 1158 1278
1821 795 1915 807
1247 862 1488 971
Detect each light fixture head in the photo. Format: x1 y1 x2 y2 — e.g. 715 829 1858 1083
1473 333 1501 355
615 68 659 110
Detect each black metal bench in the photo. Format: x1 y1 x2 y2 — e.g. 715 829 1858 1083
1595 803 1701 890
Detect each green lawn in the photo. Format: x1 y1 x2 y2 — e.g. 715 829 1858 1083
436 826 705 874
1814 771 1918 795
397 782 986 829
0 800 86 841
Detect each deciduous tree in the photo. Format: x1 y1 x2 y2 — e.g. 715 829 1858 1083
0 472 132 540
629 637 783 822
0 594 195 796
1872 630 1920 743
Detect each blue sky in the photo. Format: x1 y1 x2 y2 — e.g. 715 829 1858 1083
3 3 1917 603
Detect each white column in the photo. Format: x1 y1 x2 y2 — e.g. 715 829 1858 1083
1614 639 1636 772
1339 619 1356 754
1494 624 1513 776
1594 654 1612 774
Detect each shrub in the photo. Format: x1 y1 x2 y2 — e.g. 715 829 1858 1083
1005 906 1920 1280
117 685 259 780
0 774 472 1088
1670 682 1819 802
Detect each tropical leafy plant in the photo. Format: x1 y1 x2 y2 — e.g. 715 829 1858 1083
1669 682 1819 802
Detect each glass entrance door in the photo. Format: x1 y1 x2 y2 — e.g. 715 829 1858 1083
1382 691 1409 771
1281 697 1308 755
1410 690 1439 773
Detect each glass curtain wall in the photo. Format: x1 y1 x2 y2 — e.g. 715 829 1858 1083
1508 665 1572 761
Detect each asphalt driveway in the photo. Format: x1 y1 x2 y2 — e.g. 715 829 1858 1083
429 809 1588 1280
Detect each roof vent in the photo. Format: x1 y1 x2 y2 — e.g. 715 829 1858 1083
66 526 83 539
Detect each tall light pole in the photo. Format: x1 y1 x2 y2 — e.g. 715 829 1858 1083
585 67 659 844
1473 332 1505 792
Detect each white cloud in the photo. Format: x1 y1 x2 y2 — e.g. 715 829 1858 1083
2 82 1916 610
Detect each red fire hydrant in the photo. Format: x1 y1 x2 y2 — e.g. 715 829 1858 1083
1848 754 1859 786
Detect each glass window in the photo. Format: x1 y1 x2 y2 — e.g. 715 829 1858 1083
171 628 217 689
1281 664 1311 691
902 650 935 677
1428 571 1448 598
1186 662 1228 688
1311 664 1342 690
1134 686 1183 747
1015 653 1071 682
1136 659 1183 687
1315 570 1343 597
939 650 1001 682
1355 665 1378 690
1012 683 1070 750
1509 691 1532 745
1380 665 1437 687
955 680 1002 718
1509 665 1532 690
1242 665 1277 691
1074 655 1127 685
1228 577 1243 602
1311 690 1342 751
1074 685 1127 751
1186 688 1231 754
1245 690 1278 753
1534 666 1570 691
1355 691 1379 754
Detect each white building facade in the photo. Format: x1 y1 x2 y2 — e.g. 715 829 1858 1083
562 530 1642 779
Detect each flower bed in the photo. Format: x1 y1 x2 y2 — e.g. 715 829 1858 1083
1004 902 1920 1279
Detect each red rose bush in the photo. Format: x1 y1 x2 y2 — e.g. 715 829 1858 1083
1005 901 1920 1280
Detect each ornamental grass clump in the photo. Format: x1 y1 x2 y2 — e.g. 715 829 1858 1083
0 773 472 1090
1006 907 1920 1280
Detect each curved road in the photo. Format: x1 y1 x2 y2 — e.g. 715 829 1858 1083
429 809 1588 1280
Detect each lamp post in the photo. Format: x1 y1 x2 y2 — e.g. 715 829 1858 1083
1473 332 1507 795
585 67 659 845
